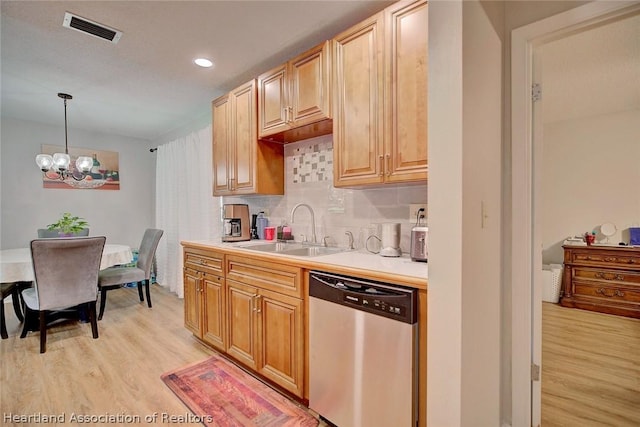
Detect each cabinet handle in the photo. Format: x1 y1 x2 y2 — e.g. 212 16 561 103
253 294 262 313
596 288 625 298
288 106 293 123
604 257 618 262
385 154 391 176
379 155 384 176
594 272 624 281
252 294 259 312
283 107 288 123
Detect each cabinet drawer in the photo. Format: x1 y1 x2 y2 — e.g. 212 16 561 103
571 251 640 269
573 281 640 304
573 268 640 286
226 255 302 298
184 249 224 275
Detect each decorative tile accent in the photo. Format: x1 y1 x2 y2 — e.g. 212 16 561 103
289 137 333 184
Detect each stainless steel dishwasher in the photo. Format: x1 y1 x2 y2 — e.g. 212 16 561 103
309 271 418 427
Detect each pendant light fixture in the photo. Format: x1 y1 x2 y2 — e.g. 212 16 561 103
35 93 104 188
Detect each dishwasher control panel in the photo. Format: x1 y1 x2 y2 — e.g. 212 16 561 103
309 271 417 324
343 293 407 318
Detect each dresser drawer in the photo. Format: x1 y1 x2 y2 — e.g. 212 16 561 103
573 267 640 286
571 250 640 269
572 281 640 304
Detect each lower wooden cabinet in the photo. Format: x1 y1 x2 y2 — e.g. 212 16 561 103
226 280 260 370
183 248 226 352
226 279 304 396
226 255 305 397
184 247 305 398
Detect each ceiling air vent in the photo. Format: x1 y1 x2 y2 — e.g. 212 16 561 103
63 12 122 44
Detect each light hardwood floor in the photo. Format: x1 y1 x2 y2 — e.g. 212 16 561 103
0 285 213 426
4 287 637 426
542 302 640 426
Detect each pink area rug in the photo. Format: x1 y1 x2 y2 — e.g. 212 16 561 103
161 354 318 427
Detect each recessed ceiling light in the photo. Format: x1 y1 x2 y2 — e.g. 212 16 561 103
194 58 214 68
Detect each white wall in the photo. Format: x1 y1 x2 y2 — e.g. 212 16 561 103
461 1 503 425
427 1 463 425
1 117 155 249
542 111 640 263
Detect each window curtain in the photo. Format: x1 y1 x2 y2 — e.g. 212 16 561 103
155 124 219 298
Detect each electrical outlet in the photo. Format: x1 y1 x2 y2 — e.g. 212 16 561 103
409 203 427 222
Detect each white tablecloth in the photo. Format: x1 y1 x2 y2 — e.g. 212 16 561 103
0 244 133 283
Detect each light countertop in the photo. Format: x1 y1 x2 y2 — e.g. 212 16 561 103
181 239 428 290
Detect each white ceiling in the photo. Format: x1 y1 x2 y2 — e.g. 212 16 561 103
1 0 393 141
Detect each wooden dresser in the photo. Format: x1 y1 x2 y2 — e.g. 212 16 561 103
561 245 640 318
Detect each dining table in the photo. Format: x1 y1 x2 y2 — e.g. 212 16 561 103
0 243 133 283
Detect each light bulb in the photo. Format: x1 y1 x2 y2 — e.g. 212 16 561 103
36 154 54 171
52 153 71 171
76 156 93 173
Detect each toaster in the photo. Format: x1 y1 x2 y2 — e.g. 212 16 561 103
410 226 428 262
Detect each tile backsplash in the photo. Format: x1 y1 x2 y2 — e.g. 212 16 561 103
222 134 427 254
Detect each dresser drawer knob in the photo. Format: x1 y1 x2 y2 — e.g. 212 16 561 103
594 272 624 281
596 288 624 298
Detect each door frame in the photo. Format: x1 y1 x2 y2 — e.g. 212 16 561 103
510 1 640 425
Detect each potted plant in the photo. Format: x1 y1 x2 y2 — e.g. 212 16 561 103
47 212 89 237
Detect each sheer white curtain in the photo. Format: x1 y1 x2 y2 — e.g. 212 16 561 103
155 124 219 297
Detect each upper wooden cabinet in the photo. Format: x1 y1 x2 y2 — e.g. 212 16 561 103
333 0 428 187
258 41 332 143
212 79 284 196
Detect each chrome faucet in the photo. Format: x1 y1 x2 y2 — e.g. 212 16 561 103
290 203 317 244
345 231 355 250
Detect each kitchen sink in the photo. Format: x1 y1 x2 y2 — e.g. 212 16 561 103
238 242 344 257
238 242 304 253
280 246 344 257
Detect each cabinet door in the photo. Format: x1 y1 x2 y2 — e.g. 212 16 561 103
230 80 258 194
202 273 226 352
258 288 304 397
183 268 201 336
333 12 385 187
226 279 260 371
290 40 331 127
212 94 232 196
258 64 289 137
384 0 428 183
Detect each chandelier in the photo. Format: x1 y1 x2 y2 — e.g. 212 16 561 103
35 93 105 188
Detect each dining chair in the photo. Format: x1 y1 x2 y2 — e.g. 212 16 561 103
97 229 163 320
1 282 25 339
37 228 89 238
20 236 106 353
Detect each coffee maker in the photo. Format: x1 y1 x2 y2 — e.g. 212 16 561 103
222 204 250 242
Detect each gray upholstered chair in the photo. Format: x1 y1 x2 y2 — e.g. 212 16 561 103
97 229 163 320
1 282 25 339
37 228 89 238
20 236 106 353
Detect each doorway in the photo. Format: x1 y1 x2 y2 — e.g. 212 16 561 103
511 2 640 425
